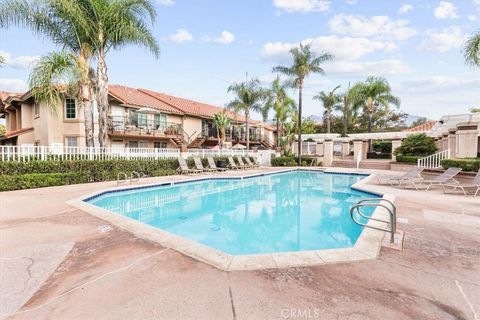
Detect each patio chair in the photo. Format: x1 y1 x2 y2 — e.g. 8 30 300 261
244 156 259 168
404 167 462 190
236 156 252 169
376 166 424 186
207 157 228 172
193 156 216 172
176 156 202 175
228 156 243 170
443 170 480 196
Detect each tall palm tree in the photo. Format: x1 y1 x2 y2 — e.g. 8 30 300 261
227 79 268 149
0 0 96 146
273 43 333 163
352 76 400 150
212 111 232 149
313 85 341 134
264 77 296 147
86 0 160 147
337 83 361 137
465 29 480 67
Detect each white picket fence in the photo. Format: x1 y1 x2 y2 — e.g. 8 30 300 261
0 145 271 163
417 149 451 169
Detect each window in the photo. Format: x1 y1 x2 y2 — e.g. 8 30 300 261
154 141 167 149
154 114 167 130
128 140 139 148
65 98 77 119
137 113 147 128
33 102 40 117
65 136 78 147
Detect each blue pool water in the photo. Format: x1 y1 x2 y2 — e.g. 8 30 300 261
87 171 378 255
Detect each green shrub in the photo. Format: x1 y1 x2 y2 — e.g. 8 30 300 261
394 133 437 156
0 172 90 191
372 140 392 154
395 155 421 164
271 156 297 167
367 152 391 159
441 158 480 172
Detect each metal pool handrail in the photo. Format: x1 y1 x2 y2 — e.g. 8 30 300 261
350 198 396 243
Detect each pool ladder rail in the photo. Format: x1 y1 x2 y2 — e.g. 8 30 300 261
117 171 141 185
350 198 397 243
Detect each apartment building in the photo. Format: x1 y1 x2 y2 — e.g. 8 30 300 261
0 85 276 150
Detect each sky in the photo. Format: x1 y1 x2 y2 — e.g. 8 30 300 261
0 0 479 121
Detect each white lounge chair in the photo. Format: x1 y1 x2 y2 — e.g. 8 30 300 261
207 157 228 172
193 156 216 172
403 167 462 190
443 170 480 196
236 156 252 169
176 157 202 174
244 156 259 168
228 156 243 170
376 167 424 186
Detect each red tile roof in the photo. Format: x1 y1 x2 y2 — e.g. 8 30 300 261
109 85 184 115
0 91 22 103
404 120 438 132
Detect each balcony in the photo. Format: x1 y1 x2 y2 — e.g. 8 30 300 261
108 115 183 140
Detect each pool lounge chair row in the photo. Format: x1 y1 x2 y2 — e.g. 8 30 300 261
377 167 480 196
176 156 259 174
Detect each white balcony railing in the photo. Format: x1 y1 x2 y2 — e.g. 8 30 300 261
417 149 451 169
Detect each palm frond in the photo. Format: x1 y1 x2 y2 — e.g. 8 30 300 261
464 30 480 67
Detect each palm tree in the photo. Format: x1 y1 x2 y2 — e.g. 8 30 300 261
337 83 361 137
86 0 160 147
264 77 296 148
313 85 341 134
279 121 296 156
273 43 333 163
227 79 268 149
465 29 480 67
212 111 232 149
352 76 400 150
0 0 96 146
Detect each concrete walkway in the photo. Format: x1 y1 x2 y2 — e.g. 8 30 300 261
1 168 479 320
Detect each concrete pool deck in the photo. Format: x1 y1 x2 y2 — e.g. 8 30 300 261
1 167 479 319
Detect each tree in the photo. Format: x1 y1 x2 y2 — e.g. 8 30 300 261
352 77 400 150
0 124 5 136
279 121 296 156
337 83 362 137
273 43 333 163
0 0 96 146
227 79 268 149
464 29 480 67
300 118 318 134
212 111 232 150
264 77 296 147
394 133 437 156
313 85 341 134
86 0 160 147
470 107 480 113
410 117 429 128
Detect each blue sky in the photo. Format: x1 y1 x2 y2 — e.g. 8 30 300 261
0 0 479 121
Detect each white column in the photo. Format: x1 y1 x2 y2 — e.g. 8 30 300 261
323 139 334 167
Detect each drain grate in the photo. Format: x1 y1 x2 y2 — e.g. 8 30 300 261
98 225 113 232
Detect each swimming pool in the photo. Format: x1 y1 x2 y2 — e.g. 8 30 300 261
87 170 378 255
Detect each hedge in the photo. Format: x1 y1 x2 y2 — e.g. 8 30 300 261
367 152 391 159
395 155 421 164
0 156 252 191
271 156 320 167
441 158 480 172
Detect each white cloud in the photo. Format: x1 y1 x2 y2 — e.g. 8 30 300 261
261 36 397 62
0 50 39 70
0 78 27 92
434 1 459 19
273 0 330 12
399 4 413 14
157 0 174 6
328 14 417 41
168 29 193 43
204 31 235 44
345 0 357 5
468 15 477 21
401 76 479 91
418 26 465 53
325 59 413 76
